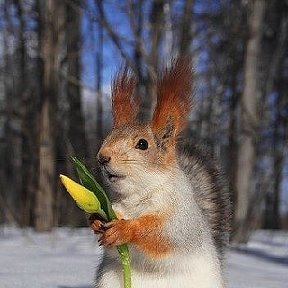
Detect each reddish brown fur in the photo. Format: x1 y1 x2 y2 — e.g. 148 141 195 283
99 214 171 258
112 67 139 127
152 58 193 138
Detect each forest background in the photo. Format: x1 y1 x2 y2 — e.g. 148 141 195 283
0 0 287 244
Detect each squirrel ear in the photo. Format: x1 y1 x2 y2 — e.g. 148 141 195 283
151 58 193 145
111 67 139 127
154 117 175 150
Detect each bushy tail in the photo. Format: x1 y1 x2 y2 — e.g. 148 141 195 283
177 142 232 257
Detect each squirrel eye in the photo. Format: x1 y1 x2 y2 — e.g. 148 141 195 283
135 138 148 150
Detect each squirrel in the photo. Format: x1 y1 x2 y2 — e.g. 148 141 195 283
89 58 231 288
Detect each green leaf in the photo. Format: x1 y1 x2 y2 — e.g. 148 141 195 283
71 157 117 220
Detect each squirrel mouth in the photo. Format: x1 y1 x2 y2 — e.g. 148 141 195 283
102 166 125 182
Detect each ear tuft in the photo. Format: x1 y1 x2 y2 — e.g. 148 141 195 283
152 57 193 139
112 67 139 127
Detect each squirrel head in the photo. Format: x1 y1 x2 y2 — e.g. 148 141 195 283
97 58 193 193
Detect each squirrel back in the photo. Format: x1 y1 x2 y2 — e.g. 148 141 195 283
177 142 231 257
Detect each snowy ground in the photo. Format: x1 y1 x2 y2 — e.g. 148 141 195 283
0 227 287 288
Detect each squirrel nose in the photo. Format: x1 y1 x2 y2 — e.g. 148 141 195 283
97 154 111 165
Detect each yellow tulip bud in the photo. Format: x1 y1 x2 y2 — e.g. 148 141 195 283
60 174 101 214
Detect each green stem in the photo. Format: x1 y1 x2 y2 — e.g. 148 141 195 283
110 214 131 288
117 245 132 288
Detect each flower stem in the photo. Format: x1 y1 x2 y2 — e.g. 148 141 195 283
117 245 132 288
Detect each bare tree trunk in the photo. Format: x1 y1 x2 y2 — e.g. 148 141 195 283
227 76 240 222
2 1 13 182
1 0 29 226
232 0 265 243
162 1 173 58
130 0 144 103
95 1 104 150
13 0 36 227
178 0 193 55
271 150 283 229
1 0 16 224
144 0 165 119
66 0 86 158
60 0 87 227
35 0 62 231
266 64 287 228
259 0 288 231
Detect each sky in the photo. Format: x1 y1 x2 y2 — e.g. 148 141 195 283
80 1 134 92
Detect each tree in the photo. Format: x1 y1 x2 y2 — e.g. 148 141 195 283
232 0 266 243
66 0 87 158
35 0 64 231
95 0 104 150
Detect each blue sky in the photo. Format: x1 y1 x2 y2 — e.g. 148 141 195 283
80 1 136 91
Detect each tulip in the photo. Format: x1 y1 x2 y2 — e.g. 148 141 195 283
60 158 131 288
60 174 107 220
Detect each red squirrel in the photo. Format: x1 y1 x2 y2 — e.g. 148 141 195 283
89 58 231 288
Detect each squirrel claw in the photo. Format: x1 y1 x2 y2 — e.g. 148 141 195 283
89 214 105 234
100 219 131 247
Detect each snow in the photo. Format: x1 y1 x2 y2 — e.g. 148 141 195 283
0 227 287 288
0 227 100 288
226 231 288 288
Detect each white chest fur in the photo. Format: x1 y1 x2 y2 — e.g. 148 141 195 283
96 167 224 288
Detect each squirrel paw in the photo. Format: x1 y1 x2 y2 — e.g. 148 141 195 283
88 214 104 234
99 219 132 247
